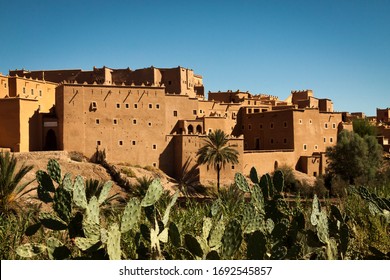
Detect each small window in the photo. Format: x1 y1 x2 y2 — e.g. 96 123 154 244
260 124 263 129
303 144 307 150
173 110 178 117
125 103 129 109
314 145 318 150
4 83 6 88
284 121 287 128
91 101 97 109
168 81 172 85
193 110 197 115
270 139 274 144
95 119 100 125
113 119 118 125
248 124 252 130
116 103 120 109
330 137 333 143
148 103 153 109
200 109 203 114
152 144 157 150
325 123 328 129
231 165 235 170
284 138 287 144
31 89 34 95
119 140 123 146
134 104 138 109
299 119 302 124
309 119 312 124
97 140 101 146
39 90 42 96
133 119 137 125
23 87 26 94
156 104 160 109
153 162 157 167
324 137 326 143
332 123 336 129
132 140 136 145
148 122 152 127
270 123 274 129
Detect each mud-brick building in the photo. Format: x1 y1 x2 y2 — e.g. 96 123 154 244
1 66 346 183
0 73 57 152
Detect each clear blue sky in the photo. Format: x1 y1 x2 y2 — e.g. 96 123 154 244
1 0 389 115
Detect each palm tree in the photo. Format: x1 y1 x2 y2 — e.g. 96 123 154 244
0 152 34 214
196 129 239 193
172 157 208 197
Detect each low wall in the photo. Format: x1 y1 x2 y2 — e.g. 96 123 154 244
243 150 297 176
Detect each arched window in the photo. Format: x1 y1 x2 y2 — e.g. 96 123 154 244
188 125 194 134
196 125 202 134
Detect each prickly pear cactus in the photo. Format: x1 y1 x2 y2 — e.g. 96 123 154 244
107 223 121 260
249 166 259 184
47 158 62 184
273 170 284 193
221 219 242 259
246 230 266 259
16 243 46 258
36 170 55 203
259 175 269 199
141 179 164 207
235 172 250 193
184 234 204 258
97 181 113 205
121 197 141 233
73 175 88 209
53 187 72 224
208 217 225 249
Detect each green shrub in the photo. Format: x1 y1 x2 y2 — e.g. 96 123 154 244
121 167 136 178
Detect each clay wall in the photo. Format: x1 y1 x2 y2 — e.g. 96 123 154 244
377 108 390 123
243 150 297 176
0 75 8 98
292 109 341 157
0 99 20 151
56 84 168 168
241 109 295 150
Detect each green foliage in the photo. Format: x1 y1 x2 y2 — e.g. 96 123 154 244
196 129 239 192
326 130 383 184
352 119 377 137
0 152 34 214
121 167 136 178
7 161 390 260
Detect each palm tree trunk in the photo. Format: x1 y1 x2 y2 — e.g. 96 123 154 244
217 163 220 193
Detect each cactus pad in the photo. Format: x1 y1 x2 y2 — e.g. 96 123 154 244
141 179 164 207
73 175 88 209
16 243 46 258
47 158 62 184
221 219 242 259
107 223 121 260
121 197 141 233
235 172 250 193
97 181 113 205
249 167 259 184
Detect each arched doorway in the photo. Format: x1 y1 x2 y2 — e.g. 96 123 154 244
196 125 202 134
188 125 194 134
44 129 57 151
